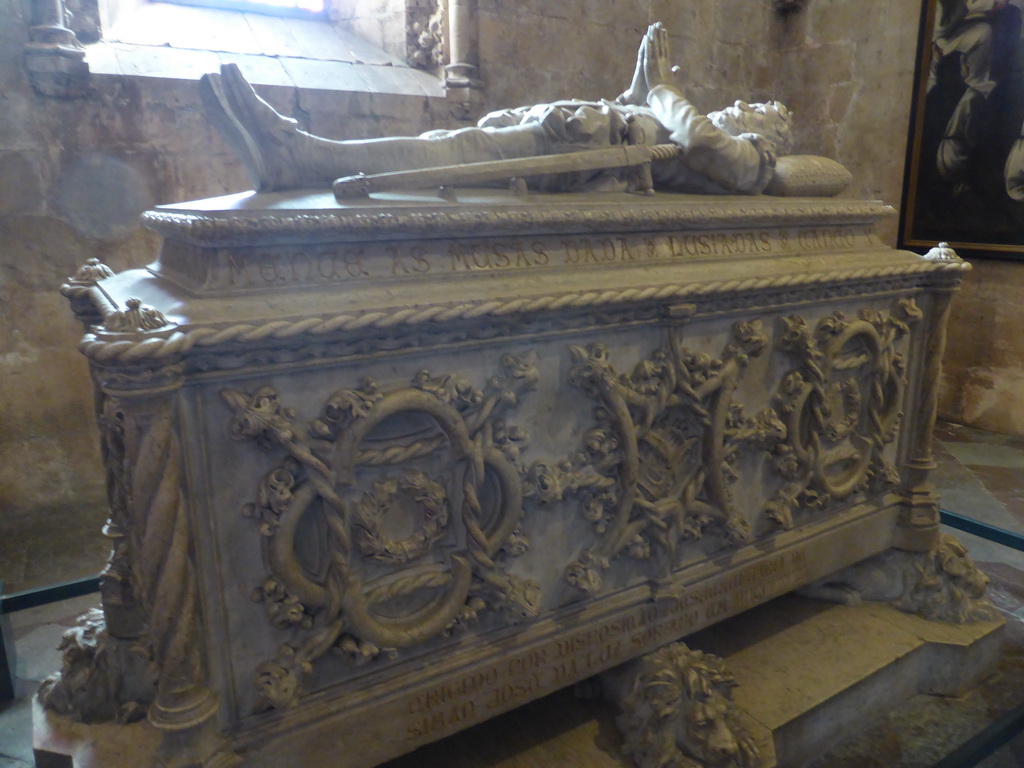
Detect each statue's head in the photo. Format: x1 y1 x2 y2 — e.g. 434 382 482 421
709 100 793 155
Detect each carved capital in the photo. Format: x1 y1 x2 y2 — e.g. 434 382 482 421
102 297 175 334
923 241 962 262
61 257 116 329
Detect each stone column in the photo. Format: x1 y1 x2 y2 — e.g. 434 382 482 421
62 261 146 643
895 243 968 551
83 303 218 733
56 283 221 751
24 0 89 97
444 0 482 119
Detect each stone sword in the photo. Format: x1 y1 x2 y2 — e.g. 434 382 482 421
332 142 682 200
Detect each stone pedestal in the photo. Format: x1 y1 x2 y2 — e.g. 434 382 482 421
48 189 973 767
691 595 1005 767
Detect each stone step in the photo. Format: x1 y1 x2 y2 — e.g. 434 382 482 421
687 594 1005 767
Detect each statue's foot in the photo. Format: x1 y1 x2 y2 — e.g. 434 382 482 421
199 63 306 191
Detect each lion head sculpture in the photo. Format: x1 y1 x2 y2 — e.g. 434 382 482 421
902 535 998 623
801 534 999 624
617 643 759 768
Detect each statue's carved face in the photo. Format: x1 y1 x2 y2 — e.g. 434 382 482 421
709 100 794 155
935 536 989 599
676 691 742 767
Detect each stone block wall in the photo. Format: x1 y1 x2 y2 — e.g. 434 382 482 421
1 0 1019 587
942 258 1024 436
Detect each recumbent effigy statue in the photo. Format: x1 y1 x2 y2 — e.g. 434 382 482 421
200 22 848 199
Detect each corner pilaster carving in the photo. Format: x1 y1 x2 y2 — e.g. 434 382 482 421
896 243 968 551
47 294 218 732
24 0 90 98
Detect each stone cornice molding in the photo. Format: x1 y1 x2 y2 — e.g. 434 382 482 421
142 199 897 248
75 259 969 366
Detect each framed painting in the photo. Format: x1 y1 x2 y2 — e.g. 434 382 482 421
901 0 1024 257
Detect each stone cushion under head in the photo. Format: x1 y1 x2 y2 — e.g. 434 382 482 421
765 155 853 197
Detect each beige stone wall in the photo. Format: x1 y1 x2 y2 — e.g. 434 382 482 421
3 0 1020 572
764 0 924 245
943 258 1024 435
475 1 778 119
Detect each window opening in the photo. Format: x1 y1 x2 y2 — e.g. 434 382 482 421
156 0 325 19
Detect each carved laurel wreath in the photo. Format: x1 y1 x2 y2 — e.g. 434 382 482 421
353 471 450 565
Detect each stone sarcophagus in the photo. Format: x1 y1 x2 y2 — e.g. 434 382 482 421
56 190 968 767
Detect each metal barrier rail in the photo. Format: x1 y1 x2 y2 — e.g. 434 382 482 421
940 509 1024 553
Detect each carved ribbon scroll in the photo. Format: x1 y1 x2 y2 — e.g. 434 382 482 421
222 354 540 710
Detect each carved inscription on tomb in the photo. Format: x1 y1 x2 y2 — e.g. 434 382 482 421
400 546 809 743
160 225 880 292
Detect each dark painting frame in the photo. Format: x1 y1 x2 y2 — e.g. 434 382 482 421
900 0 1024 258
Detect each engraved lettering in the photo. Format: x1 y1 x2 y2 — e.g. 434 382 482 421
470 245 490 269
531 242 550 265
618 237 636 261
562 241 580 264
390 246 413 275
492 243 511 268
259 254 283 283
449 244 471 272
345 248 371 277
601 239 617 262
406 701 476 740
227 252 247 286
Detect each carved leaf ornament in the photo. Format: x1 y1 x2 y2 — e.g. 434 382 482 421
222 355 541 710
526 299 917 595
529 320 778 594
766 300 919 528
223 300 916 710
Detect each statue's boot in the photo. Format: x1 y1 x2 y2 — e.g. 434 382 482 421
199 64 324 191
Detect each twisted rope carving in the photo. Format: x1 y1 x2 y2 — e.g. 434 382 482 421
78 262 968 365
126 402 215 728
357 435 447 466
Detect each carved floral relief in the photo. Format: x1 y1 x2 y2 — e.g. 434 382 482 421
221 354 541 710
220 297 919 712
764 298 921 529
